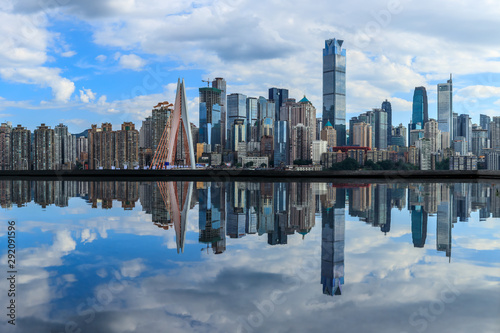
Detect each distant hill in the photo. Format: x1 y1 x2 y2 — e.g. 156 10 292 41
74 129 89 138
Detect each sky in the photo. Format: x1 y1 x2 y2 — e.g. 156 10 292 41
0 0 500 134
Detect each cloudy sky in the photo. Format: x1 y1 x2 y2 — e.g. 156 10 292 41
0 0 499 133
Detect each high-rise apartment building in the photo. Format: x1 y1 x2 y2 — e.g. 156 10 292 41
472 126 488 157
381 99 392 145
88 123 115 169
76 136 88 162
54 123 76 170
412 86 428 130
437 75 453 145
116 122 139 169
323 38 346 146
152 103 172 153
11 125 31 170
139 116 153 149
34 123 55 170
392 123 407 147
351 122 372 148
424 119 441 153
268 88 288 121
0 123 11 170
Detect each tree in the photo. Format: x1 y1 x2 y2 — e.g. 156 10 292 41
260 163 267 168
245 161 254 168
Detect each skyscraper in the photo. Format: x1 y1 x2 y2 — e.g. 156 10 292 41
374 108 388 149
268 88 288 121
34 123 55 170
0 123 11 170
212 78 227 149
437 75 453 145
246 97 258 142
116 122 139 169
457 114 472 152
480 114 491 132
11 125 31 170
381 99 392 145
411 87 428 130
54 123 76 170
491 117 500 149
323 38 346 146
227 93 247 151
199 86 222 149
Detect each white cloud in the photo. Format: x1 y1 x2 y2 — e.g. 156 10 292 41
95 54 107 62
79 87 96 103
118 54 147 71
456 85 500 99
61 50 76 57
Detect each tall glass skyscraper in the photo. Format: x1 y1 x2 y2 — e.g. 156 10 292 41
381 99 392 145
323 38 346 146
269 88 288 121
437 75 453 145
411 87 428 130
199 87 222 150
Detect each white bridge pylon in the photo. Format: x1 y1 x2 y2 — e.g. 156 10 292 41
166 78 196 169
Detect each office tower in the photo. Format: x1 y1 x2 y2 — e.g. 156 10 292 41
54 123 76 170
472 126 488 157
76 136 88 162
456 114 472 152
0 123 11 170
437 75 453 145
323 38 346 146
268 87 289 121
411 205 428 248
227 93 247 151
34 123 55 170
321 121 337 147
139 116 153 149
411 87 428 130
392 123 407 147
116 122 139 169
351 122 372 148
480 114 491 133
452 113 458 139
274 121 289 166
246 97 258 142
381 99 392 145
374 108 388 149
258 97 275 139
491 117 500 149
11 125 31 170
88 123 115 169
424 119 441 153
212 78 227 150
199 86 222 149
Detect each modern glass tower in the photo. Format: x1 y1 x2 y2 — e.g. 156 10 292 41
269 88 288 121
199 87 222 149
437 75 453 145
411 87 428 130
381 99 392 145
323 38 346 146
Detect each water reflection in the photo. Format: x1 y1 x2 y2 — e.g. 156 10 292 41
1 180 499 297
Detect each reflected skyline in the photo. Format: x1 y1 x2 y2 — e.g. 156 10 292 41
1 180 499 299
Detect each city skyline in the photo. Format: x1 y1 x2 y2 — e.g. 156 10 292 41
0 1 499 135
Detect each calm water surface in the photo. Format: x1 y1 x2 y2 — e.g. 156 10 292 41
0 180 499 333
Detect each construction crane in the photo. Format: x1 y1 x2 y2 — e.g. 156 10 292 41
202 78 210 87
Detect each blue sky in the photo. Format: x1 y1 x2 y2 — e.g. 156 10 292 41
0 0 499 134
